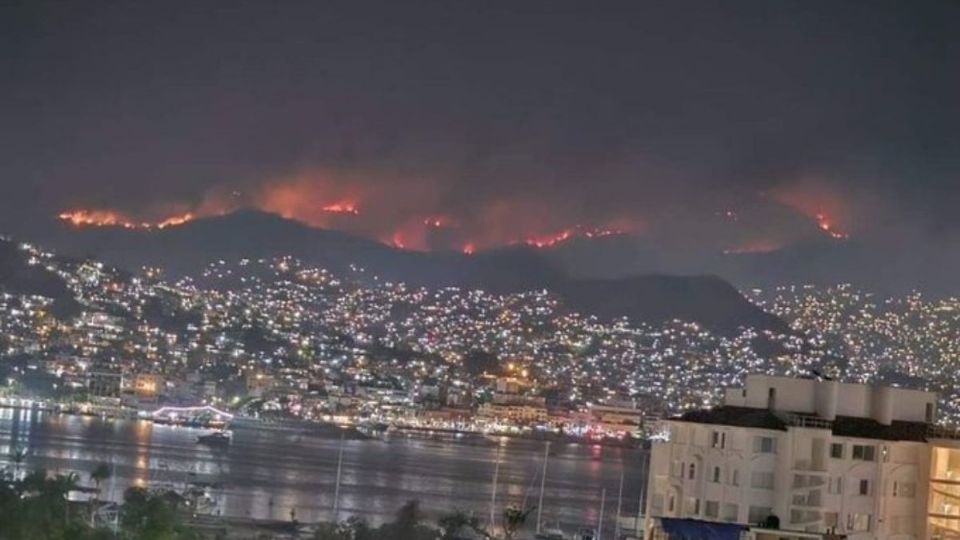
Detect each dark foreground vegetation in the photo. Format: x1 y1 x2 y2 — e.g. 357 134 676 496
0 461 535 540
0 468 199 539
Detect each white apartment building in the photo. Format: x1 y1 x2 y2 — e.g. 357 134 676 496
645 374 960 540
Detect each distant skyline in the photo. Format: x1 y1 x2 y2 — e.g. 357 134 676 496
2 1 958 286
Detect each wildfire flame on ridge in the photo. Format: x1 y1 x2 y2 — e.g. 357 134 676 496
59 210 195 230
523 226 626 248
321 202 360 215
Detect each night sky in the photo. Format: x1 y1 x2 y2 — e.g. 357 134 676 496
1 1 958 276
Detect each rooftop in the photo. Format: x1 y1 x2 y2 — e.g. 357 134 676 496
673 405 930 442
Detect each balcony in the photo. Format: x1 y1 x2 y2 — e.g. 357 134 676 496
793 459 828 473
792 475 826 490
789 509 822 526
791 490 824 508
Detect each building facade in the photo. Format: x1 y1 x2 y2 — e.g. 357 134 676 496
646 374 960 540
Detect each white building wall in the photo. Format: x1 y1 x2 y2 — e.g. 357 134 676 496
647 422 928 540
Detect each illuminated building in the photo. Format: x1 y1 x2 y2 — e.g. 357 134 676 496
478 400 549 424
87 369 123 398
133 373 162 401
645 374 960 540
587 399 645 437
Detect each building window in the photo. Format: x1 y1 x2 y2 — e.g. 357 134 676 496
893 481 916 498
731 469 740 486
688 463 697 480
753 436 776 454
712 466 721 483
722 503 739 522
711 431 726 449
748 506 773 525
847 513 872 532
668 495 676 513
824 512 839 529
858 479 871 496
705 500 719 519
852 445 876 461
685 497 700 516
830 443 844 459
750 471 775 490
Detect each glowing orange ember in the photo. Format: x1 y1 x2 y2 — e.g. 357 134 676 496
155 213 194 229
422 216 457 228
815 213 848 240
768 183 851 241
526 230 573 248
522 225 627 248
390 232 406 249
321 202 359 215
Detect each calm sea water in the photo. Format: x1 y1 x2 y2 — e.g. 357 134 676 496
0 407 647 534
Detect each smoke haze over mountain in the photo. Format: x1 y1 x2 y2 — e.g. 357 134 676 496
2 1 958 291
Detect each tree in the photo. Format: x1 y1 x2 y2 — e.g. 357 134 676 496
314 516 374 540
438 510 491 540
0 467 198 540
89 462 112 527
375 500 434 540
10 470 83 539
90 462 111 496
313 522 353 540
122 487 199 540
501 505 534 540
52 471 81 524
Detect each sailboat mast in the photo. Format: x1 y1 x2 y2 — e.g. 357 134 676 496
490 444 502 530
615 470 624 539
332 433 345 520
597 488 607 540
536 440 550 534
636 448 649 536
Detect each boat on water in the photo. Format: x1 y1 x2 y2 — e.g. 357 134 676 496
196 431 231 446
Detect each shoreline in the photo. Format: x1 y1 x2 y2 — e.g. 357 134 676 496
0 402 647 448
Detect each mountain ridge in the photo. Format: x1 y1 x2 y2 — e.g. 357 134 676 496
25 210 789 335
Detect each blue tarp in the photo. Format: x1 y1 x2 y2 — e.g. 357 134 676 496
660 517 747 540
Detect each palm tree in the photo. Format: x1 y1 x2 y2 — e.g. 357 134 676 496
90 462 112 526
54 471 81 495
50 471 80 523
502 505 534 540
439 510 491 540
19 468 48 495
90 463 111 497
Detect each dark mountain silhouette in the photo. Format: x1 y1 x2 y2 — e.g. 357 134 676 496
36 210 788 335
555 275 788 334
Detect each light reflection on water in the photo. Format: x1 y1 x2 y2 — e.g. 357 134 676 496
0 407 647 533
